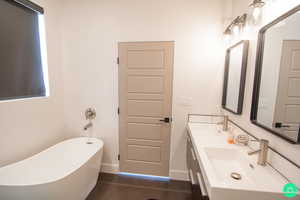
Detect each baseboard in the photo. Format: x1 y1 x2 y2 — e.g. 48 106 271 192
169 170 189 181
101 163 119 174
101 164 189 181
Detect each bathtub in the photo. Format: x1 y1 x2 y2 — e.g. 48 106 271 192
0 137 104 200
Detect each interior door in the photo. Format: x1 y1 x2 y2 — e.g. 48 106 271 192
118 41 174 176
273 40 300 141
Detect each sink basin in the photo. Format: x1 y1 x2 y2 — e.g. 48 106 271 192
201 147 291 200
204 148 257 188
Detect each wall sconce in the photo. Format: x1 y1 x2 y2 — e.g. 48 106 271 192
249 0 265 21
223 14 248 38
224 27 231 42
232 16 241 35
234 14 247 35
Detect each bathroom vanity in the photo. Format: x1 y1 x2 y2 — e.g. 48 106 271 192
186 116 291 200
187 129 209 200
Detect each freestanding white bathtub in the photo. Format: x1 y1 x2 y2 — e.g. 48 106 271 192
0 137 104 200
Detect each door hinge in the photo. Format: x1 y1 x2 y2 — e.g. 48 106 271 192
118 154 120 160
118 107 120 115
117 57 119 65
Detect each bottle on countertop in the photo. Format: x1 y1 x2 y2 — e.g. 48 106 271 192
227 127 235 144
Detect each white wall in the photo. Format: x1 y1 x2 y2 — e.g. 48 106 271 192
61 0 224 179
0 0 66 167
223 0 300 184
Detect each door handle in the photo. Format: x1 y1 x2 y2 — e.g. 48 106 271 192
275 122 291 128
159 117 171 123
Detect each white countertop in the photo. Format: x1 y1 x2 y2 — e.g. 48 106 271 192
187 123 290 200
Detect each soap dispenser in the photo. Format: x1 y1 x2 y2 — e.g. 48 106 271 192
227 127 235 144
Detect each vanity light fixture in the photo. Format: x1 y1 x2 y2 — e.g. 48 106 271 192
223 14 248 38
224 27 232 42
224 27 231 36
232 16 241 35
237 14 248 26
234 14 247 35
249 0 266 21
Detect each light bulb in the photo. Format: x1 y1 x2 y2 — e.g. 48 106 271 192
232 25 240 36
224 34 231 43
253 7 262 21
240 25 250 40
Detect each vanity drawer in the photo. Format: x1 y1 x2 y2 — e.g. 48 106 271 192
187 136 198 179
195 164 208 199
186 134 209 200
186 136 192 170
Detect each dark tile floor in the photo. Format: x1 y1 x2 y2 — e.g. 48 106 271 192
86 173 192 200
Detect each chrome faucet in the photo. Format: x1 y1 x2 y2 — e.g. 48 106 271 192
83 122 93 131
217 115 229 131
223 115 229 131
248 139 269 166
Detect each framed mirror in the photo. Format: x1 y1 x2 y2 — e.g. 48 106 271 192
251 5 300 144
222 40 249 114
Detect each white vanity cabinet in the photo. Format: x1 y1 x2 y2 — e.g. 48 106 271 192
186 122 290 200
187 134 209 200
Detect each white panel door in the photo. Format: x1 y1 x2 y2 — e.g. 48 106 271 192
119 41 174 176
273 40 300 141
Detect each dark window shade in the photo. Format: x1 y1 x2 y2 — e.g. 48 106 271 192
0 0 46 101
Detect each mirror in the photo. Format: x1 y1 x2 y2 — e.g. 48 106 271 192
222 40 249 114
251 5 300 144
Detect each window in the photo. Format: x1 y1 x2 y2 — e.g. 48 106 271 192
0 0 49 101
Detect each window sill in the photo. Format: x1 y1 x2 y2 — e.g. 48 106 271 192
0 95 50 104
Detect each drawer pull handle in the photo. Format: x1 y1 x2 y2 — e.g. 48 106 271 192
187 135 191 143
190 148 196 161
189 169 195 185
197 172 208 196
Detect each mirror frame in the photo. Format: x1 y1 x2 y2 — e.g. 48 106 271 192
250 5 300 144
222 40 249 114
